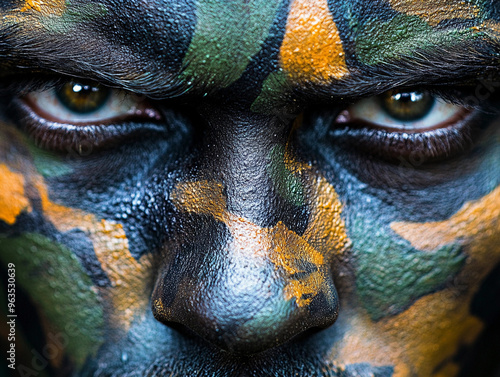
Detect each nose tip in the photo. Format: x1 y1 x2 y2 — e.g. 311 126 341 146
152 259 338 354
152 216 339 354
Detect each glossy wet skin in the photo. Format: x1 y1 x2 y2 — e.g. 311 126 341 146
1 0 500 376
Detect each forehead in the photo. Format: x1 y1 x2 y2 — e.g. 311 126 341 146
2 0 500 101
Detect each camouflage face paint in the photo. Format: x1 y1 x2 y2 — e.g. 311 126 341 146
169 171 350 309
354 14 480 66
387 0 482 26
0 233 104 367
11 0 107 33
0 125 155 366
181 0 282 88
19 0 66 16
0 165 31 225
1 0 500 376
280 0 349 83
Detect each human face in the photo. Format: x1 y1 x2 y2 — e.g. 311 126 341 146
1 1 499 376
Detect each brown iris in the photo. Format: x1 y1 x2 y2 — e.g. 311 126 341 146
380 90 435 122
55 81 110 114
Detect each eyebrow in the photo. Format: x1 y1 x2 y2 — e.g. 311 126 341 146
1 23 500 101
0 24 190 98
299 34 500 101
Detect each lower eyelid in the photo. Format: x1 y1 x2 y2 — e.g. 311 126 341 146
12 98 169 153
329 109 481 162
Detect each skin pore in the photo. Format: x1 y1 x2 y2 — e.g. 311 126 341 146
1 0 499 376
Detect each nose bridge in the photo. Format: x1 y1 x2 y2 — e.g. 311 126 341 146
201 108 300 227
152 108 347 354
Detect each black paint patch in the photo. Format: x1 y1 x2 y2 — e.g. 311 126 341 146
0 1 16 11
93 0 197 75
452 262 500 377
0 210 57 240
158 216 230 309
58 229 111 288
330 0 402 70
0 264 58 377
471 261 500 323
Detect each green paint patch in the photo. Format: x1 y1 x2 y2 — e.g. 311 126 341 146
355 14 479 65
28 143 73 178
181 0 281 88
42 1 108 34
268 145 304 207
251 70 293 114
350 217 466 321
0 233 104 366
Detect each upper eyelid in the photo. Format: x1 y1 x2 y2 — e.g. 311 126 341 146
0 74 134 97
3 75 500 115
306 86 499 112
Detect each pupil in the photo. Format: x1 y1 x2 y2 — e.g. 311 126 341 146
56 81 110 114
381 90 435 122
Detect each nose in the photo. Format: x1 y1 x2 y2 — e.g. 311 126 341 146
151 108 345 354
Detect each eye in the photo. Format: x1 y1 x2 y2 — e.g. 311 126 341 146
330 89 477 162
53 81 111 117
337 90 466 132
17 79 165 153
25 80 159 124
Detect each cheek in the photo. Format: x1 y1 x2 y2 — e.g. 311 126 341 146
0 122 155 366
327 185 500 377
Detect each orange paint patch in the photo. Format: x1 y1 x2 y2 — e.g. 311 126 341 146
331 187 500 376
391 186 500 251
388 0 481 27
482 20 500 38
170 181 226 222
19 0 66 17
171 170 349 307
0 164 32 225
280 0 349 84
32 178 155 331
303 174 349 252
381 291 483 377
271 221 325 306
332 290 483 377
0 124 154 332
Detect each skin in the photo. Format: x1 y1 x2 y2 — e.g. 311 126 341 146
0 0 499 376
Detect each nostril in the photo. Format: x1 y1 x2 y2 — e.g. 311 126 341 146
152 205 341 355
152 268 339 355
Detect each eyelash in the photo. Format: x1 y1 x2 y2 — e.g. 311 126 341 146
3 77 170 153
329 114 476 161
18 105 167 153
307 91 493 163
1 77 495 162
